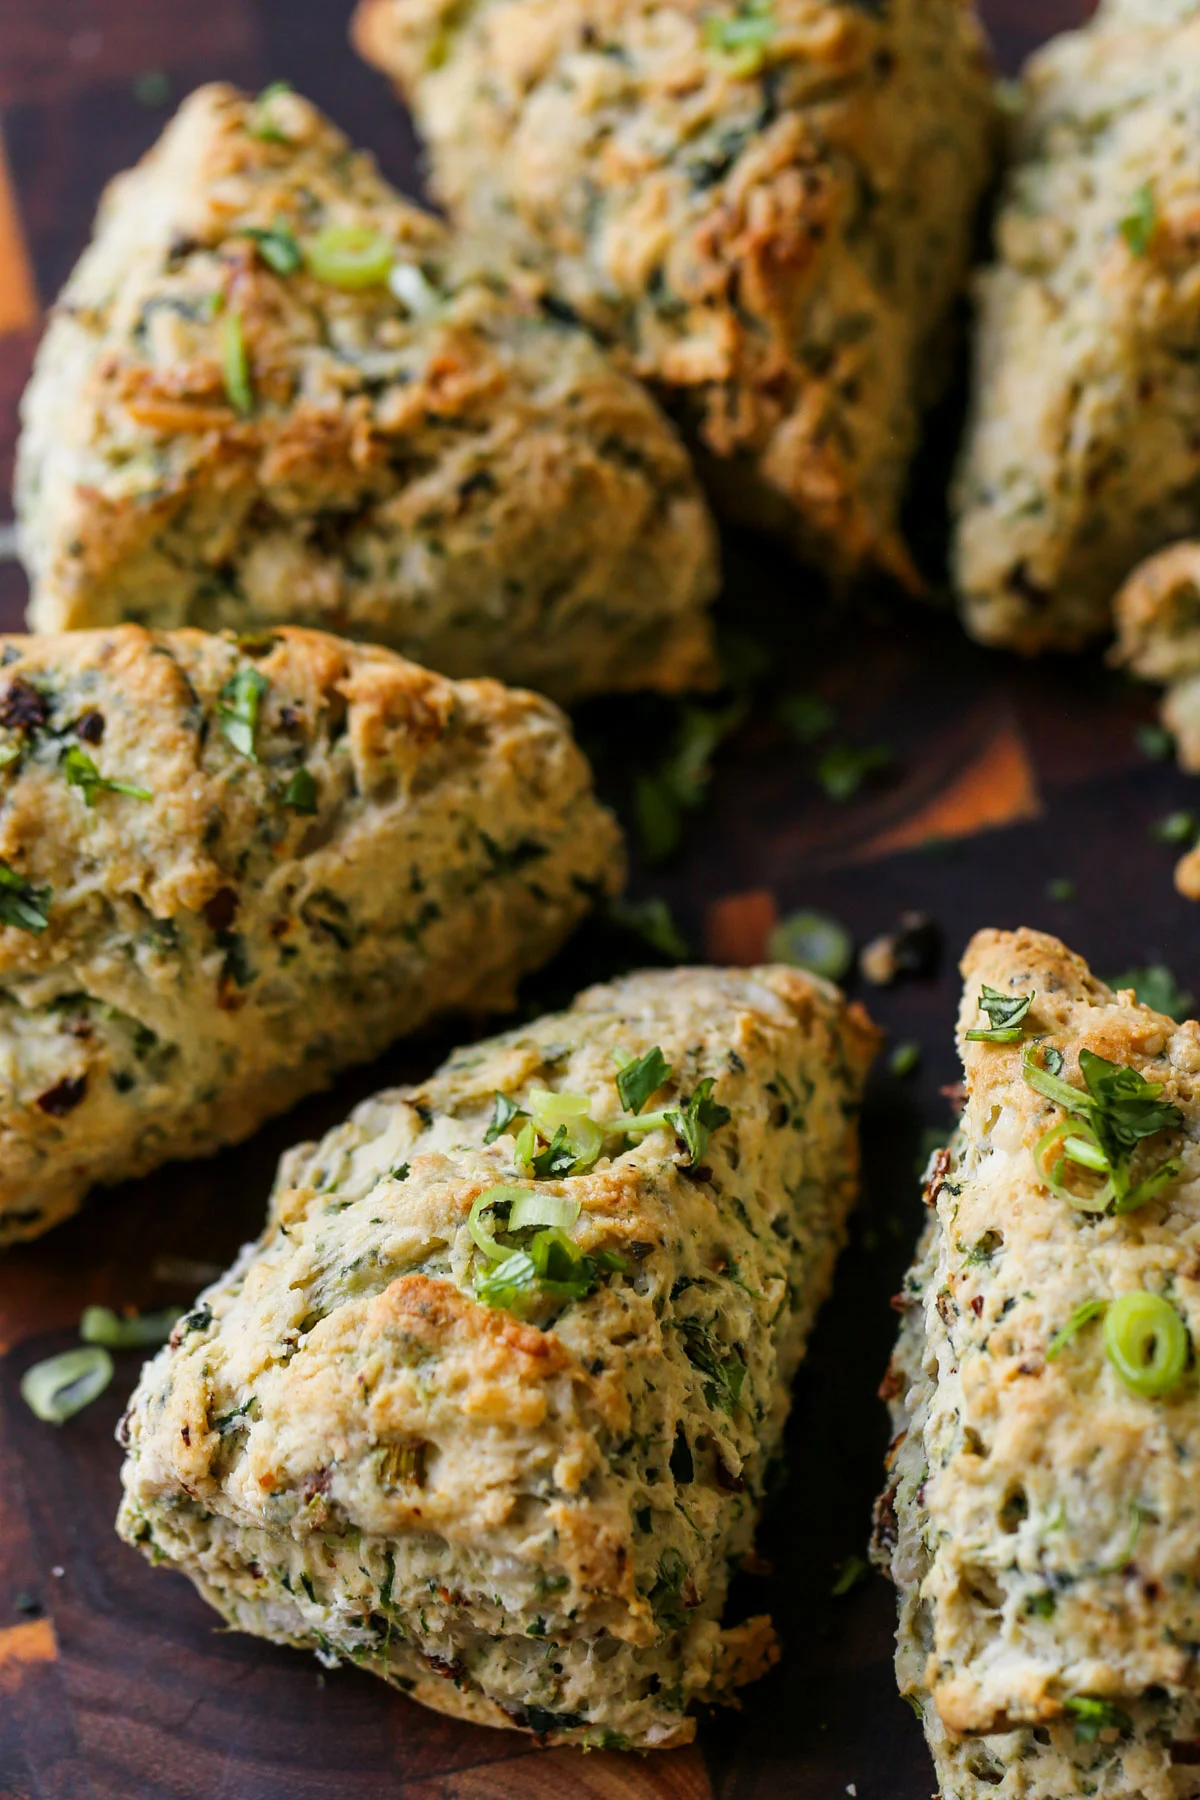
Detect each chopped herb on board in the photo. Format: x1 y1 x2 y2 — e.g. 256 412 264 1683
62 746 152 807
1105 964 1193 1021
777 691 837 744
80 1305 182 1349
132 69 171 107
1046 877 1076 902
965 985 1034 1043
634 701 744 862
218 667 269 760
888 1041 921 1078
21 1347 113 1424
0 862 51 933
1119 183 1158 257
1152 809 1198 846
767 910 854 982
608 896 691 961
815 743 892 803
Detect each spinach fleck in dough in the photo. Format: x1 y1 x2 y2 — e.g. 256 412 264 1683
875 928 1200 1799
118 966 879 1748
16 83 718 704
0 625 622 1246
954 0 1200 654
353 0 996 582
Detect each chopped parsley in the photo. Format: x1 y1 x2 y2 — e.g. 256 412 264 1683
965 985 1034 1043
62 746 152 808
702 0 775 74
218 667 269 760
0 862 51 933
282 767 318 813
616 1045 673 1115
484 1092 524 1144
1063 1695 1132 1743
1025 1045 1183 1214
666 1078 731 1163
1119 183 1157 257
680 1319 746 1412
647 1547 690 1628
475 1227 625 1317
1045 1297 1108 1361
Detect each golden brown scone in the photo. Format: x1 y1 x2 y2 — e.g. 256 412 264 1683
15 84 718 704
954 1 1200 654
875 927 1200 1799
117 965 879 1747
0 625 622 1245
353 0 996 581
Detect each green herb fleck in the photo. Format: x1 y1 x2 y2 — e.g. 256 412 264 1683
777 691 836 744
616 1046 673 1116
241 223 302 275
63 746 152 808
0 862 51 933
1119 183 1157 257
830 1553 869 1597
249 81 293 142
702 0 775 74
648 1547 690 1627
1046 1297 1108 1360
815 743 892 803
1105 964 1192 1021
132 70 171 107
767 909 853 982
665 1078 730 1164
1047 877 1076 902
484 1092 524 1145
1136 722 1174 762
80 1305 181 1349
633 700 744 862
966 985 1034 1043
888 1041 921 1079
607 896 691 961
1063 1695 1132 1743
218 666 269 761
220 310 253 415
1152 810 1198 846
1024 1044 1183 1214
282 767 318 813
1025 1590 1057 1619
680 1319 746 1412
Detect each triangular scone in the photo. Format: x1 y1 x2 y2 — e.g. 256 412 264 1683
953 4 1200 654
118 965 879 1749
16 84 718 704
0 625 622 1245
876 928 1200 1799
352 0 995 581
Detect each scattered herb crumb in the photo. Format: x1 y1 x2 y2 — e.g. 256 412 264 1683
1046 876 1076 902
1105 963 1192 1021
888 1041 921 1078
767 910 854 983
1136 722 1174 762
830 1553 870 1597
1152 810 1198 846
815 743 892 803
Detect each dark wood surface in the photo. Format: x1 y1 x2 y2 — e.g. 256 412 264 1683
3 3 1191 1797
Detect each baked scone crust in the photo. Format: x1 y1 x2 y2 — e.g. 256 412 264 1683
118 965 878 1747
0 625 622 1243
16 84 718 704
875 928 1200 1796
354 0 995 580
954 1 1200 652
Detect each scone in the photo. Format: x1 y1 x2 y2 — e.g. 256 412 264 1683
117 965 879 1748
875 928 1200 1799
954 1 1200 653
0 625 622 1245
353 0 996 581
15 83 718 705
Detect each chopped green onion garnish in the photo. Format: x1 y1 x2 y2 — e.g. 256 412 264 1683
80 1305 182 1349
218 666 269 761
1023 1044 1181 1215
0 861 51 933
388 262 442 316
62 745 152 808
220 310 253 415
1103 1291 1189 1397
966 985 1034 1043
467 1185 533 1262
1046 1297 1107 1360
249 81 294 142
304 225 395 290
21 1346 113 1424
242 224 302 275
282 767 318 813
507 1192 582 1232
767 909 853 982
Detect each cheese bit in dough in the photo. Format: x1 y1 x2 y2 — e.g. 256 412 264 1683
954 3 1200 653
875 927 1200 1800
117 965 879 1749
15 83 719 705
0 624 623 1246
353 0 996 582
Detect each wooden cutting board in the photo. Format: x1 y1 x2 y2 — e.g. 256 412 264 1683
1 3 1185 1796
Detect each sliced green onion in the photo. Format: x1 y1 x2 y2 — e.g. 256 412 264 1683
527 1090 591 1131
767 910 853 982
218 666 269 761
389 262 442 316
508 1192 581 1232
1023 1045 1088 1115
1063 1134 1109 1173
249 81 294 143
1103 1291 1189 1397
242 224 302 275
21 1346 113 1424
514 1119 539 1171
221 310 253 415
304 225 395 290
1113 1157 1182 1215
1046 1298 1108 1361
80 1305 182 1349
0 861 52 933
468 1185 532 1262
1033 1119 1114 1212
